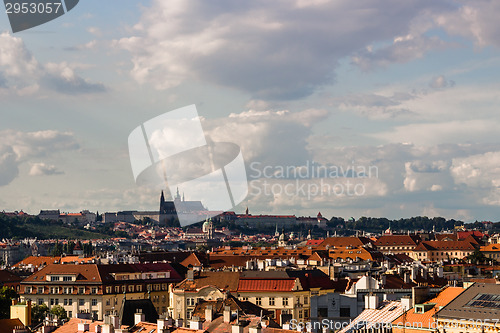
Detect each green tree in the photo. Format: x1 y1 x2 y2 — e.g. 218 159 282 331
468 248 487 264
0 286 18 319
31 304 49 325
50 305 67 320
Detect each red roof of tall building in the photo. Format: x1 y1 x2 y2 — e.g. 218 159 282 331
238 278 297 292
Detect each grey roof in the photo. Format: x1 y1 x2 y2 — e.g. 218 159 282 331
436 283 500 320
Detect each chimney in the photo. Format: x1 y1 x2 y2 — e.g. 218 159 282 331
437 266 443 278
78 322 90 332
401 297 412 311
223 306 231 323
205 305 213 322
157 319 166 332
110 315 120 329
189 316 203 330
364 294 378 310
249 323 262 333
404 271 410 284
381 274 386 286
232 322 244 333
134 310 146 325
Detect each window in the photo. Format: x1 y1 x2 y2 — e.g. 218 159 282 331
137 285 142 292
318 308 328 318
283 298 289 306
91 299 97 306
115 286 119 293
106 299 110 306
299 310 303 319
78 287 84 294
269 297 275 306
63 276 72 282
106 286 112 293
64 299 68 306
242 297 248 302
187 298 195 306
68 299 73 306
54 299 59 305
38 287 44 294
304 296 308 305
340 307 351 317
38 299 44 305
51 276 60 281
68 311 72 318
128 285 134 292
256 297 262 306
304 309 309 318
63 287 72 294
91 288 97 294
79 299 85 306
25 287 32 293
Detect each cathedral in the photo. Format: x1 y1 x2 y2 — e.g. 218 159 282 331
159 188 207 226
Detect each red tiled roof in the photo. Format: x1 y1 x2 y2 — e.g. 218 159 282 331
414 240 476 251
392 287 464 328
306 239 324 246
316 236 373 249
375 235 420 246
52 318 106 333
238 278 296 292
0 319 24 333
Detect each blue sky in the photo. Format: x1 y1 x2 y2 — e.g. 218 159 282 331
2 0 500 222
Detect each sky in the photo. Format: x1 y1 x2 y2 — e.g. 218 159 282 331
1 0 500 222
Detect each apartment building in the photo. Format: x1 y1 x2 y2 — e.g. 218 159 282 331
19 263 182 320
411 241 476 261
169 269 337 325
436 283 500 333
374 235 421 256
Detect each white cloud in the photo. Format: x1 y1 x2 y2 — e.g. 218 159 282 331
29 163 64 176
116 0 451 99
436 0 500 48
0 32 105 95
352 34 450 71
203 108 330 166
0 130 79 186
429 75 455 90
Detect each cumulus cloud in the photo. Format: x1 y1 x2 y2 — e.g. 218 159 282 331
29 163 64 176
0 32 105 95
116 0 451 99
0 130 79 186
335 92 417 119
352 34 450 71
43 62 106 95
203 108 329 166
429 75 455 89
436 0 500 48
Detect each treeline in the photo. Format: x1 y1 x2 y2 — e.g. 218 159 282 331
328 216 465 232
0 213 107 239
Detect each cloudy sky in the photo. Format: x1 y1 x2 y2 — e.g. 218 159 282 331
2 0 500 222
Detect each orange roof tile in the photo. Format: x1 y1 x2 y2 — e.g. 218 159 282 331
392 287 465 328
238 278 296 292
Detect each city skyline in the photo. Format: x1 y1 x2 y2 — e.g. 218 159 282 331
2 1 500 221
